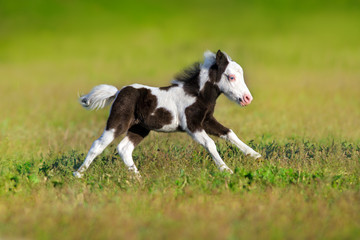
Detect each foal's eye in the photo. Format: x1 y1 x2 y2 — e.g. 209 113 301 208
227 74 236 81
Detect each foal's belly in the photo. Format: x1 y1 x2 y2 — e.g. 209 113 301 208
155 124 179 132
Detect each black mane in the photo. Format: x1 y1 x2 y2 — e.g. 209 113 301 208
172 62 201 96
174 62 201 83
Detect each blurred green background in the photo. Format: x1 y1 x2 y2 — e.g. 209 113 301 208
1 0 359 155
0 0 360 160
1 1 360 239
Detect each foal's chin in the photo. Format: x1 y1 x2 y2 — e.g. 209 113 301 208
238 101 248 107
237 98 252 107
234 98 248 107
224 95 244 106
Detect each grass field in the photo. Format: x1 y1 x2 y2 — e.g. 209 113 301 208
0 0 359 239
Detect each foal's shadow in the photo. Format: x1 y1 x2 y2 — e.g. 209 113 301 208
39 151 85 178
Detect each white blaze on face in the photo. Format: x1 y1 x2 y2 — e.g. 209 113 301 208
218 60 253 106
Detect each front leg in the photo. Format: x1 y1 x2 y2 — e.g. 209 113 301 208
223 130 261 159
188 130 233 173
203 117 261 159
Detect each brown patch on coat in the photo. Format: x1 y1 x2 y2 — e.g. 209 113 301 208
142 107 173 130
106 86 173 137
106 86 138 136
185 82 221 132
135 88 173 130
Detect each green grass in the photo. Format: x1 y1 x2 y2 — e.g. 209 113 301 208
1 0 360 239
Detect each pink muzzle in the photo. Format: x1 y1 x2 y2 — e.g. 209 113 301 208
240 94 253 106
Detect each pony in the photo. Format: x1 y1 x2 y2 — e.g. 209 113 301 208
73 50 261 178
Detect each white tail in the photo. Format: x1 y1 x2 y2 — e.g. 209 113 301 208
79 84 118 110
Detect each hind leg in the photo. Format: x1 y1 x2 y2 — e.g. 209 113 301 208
73 120 132 178
74 120 135 178
74 86 139 178
117 125 150 177
73 129 115 178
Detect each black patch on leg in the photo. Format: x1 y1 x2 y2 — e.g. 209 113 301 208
203 117 230 137
127 125 150 146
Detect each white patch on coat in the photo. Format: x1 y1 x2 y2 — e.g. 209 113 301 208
198 51 216 91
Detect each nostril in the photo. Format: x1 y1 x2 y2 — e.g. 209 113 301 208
243 94 252 104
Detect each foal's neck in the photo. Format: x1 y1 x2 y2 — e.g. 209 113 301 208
198 80 221 105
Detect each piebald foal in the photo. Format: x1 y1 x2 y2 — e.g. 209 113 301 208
73 50 261 178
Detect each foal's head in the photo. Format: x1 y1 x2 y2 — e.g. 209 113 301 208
213 50 253 107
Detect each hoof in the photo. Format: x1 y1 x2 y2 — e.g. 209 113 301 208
247 151 262 159
128 167 142 181
134 172 142 181
219 165 233 174
73 171 83 178
128 172 142 182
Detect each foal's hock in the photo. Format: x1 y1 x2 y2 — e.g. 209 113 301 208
73 50 261 178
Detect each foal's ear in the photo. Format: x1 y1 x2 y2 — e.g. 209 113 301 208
216 50 229 68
